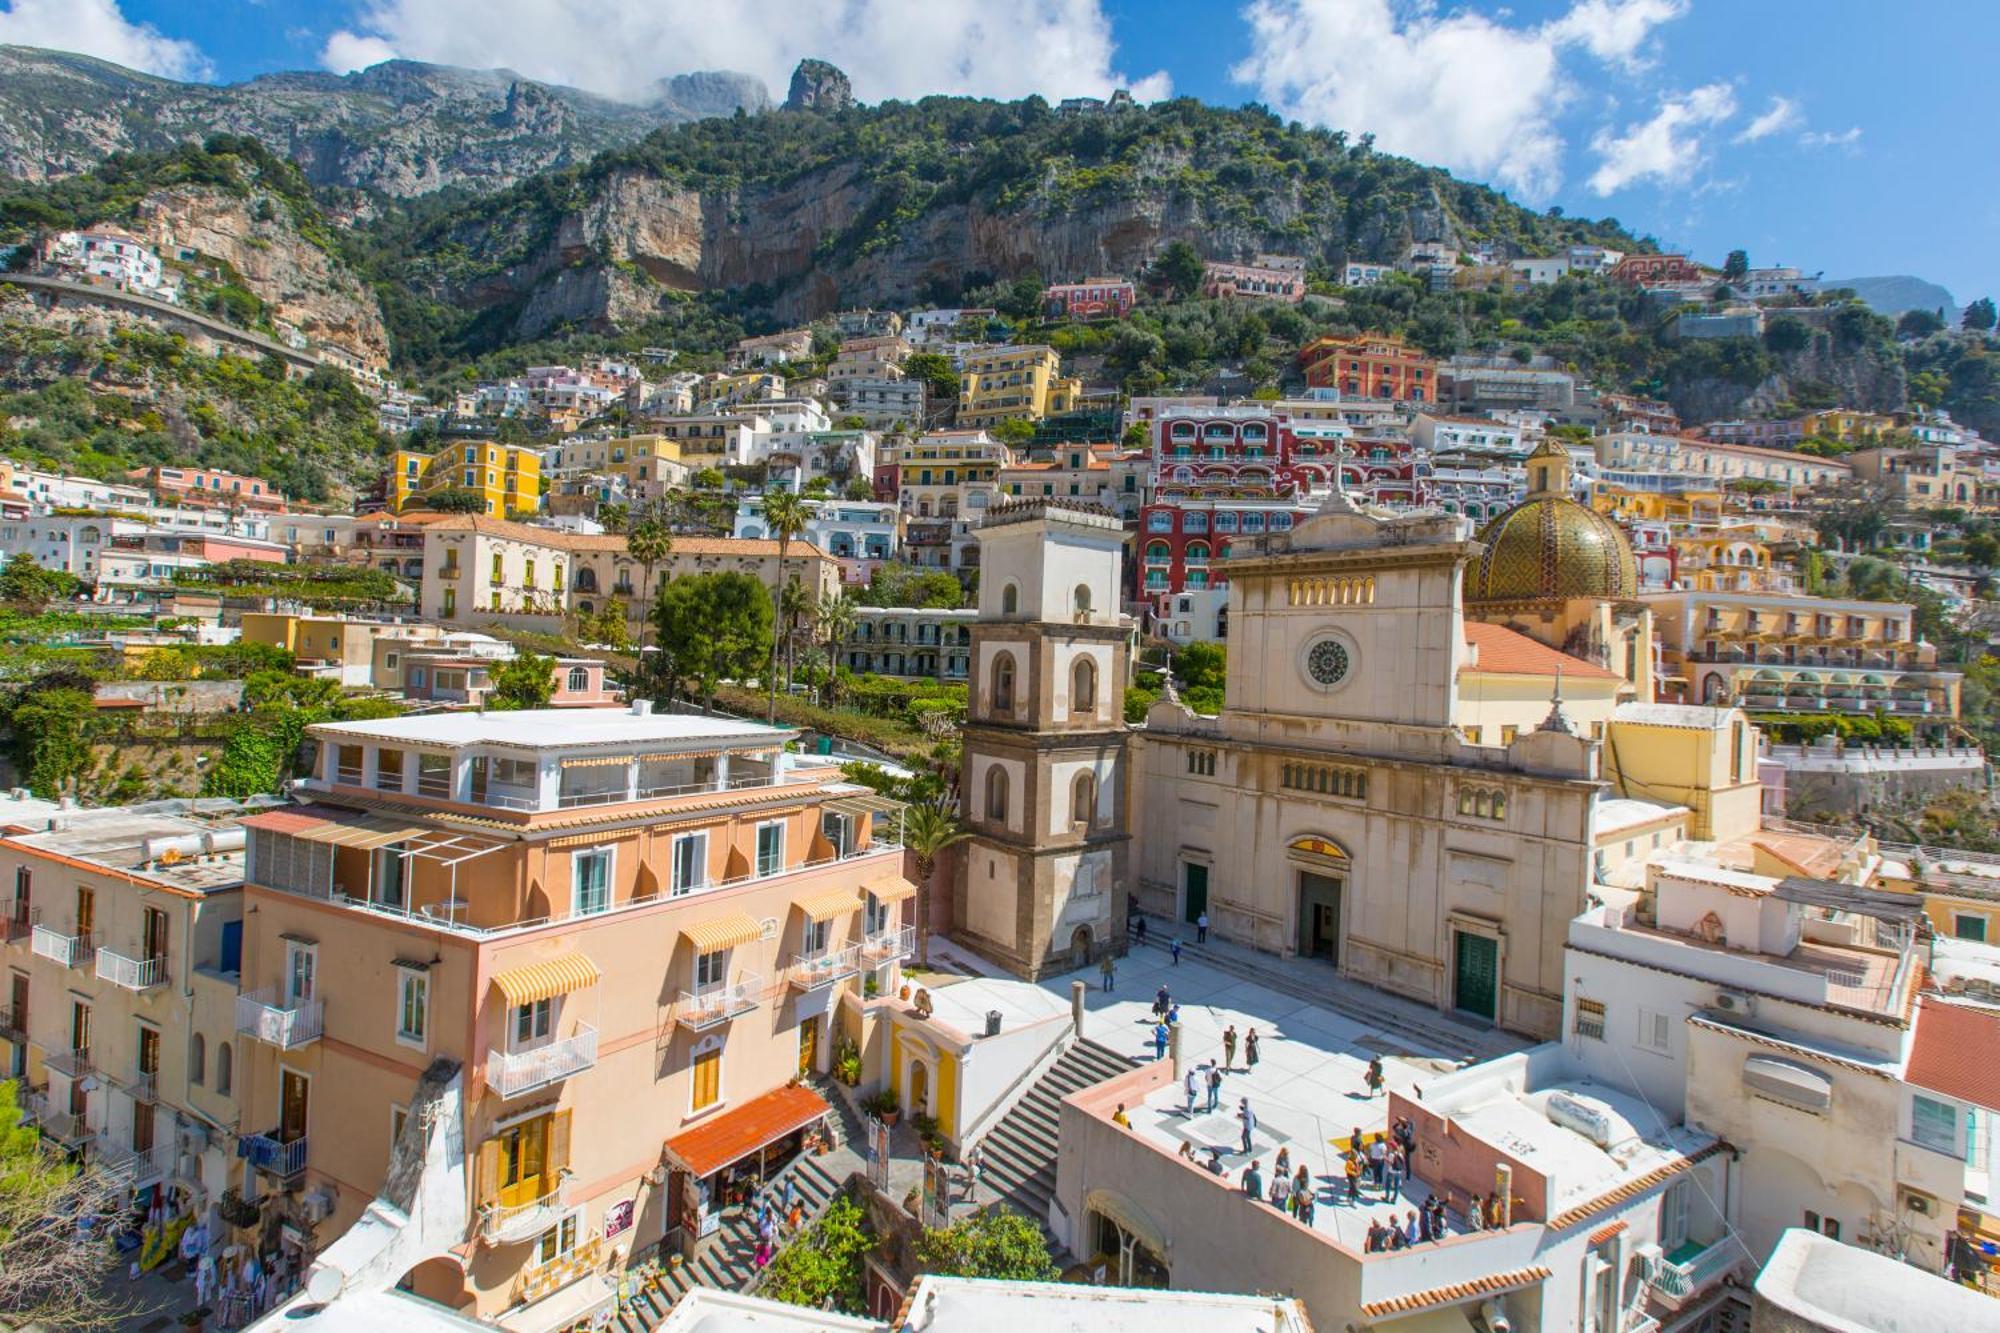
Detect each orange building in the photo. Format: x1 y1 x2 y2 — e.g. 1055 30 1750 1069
231 703 913 1325
1297 334 1437 402
1608 253 1705 287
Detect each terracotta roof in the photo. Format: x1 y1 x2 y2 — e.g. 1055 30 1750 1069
1588 1219 1629 1245
1460 622 1620 681
1357 1265 1552 1318
1907 998 2000 1110
1547 1141 1732 1229
660 1084 831 1178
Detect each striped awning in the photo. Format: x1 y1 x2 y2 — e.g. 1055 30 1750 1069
865 875 918 905
491 954 602 1007
795 887 860 922
683 912 763 954
822 793 904 818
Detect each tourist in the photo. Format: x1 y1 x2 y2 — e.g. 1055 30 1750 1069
1343 1151 1362 1201
1293 1163 1311 1205
1365 1219 1386 1252
1268 1170 1288 1211
1245 1028 1261 1069
1197 911 1209 944
1242 1159 1263 1199
1238 1098 1256 1154
1153 1021 1170 1061
1384 1146 1405 1203
1297 1190 1316 1227
1205 1147 1226 1175
1466 1193 1484 1233
965 1146 984 1200
1172 937 1183 966
1222 1025 1239 1070
1184 1065 1200 1116
1273 1146 1290 1181
1365 1056 1385 1098
1100 953 1115 992
1386 1222 1407 1251
1153 985 1171 1018
1113 1103 1132 1129
1167 1002 1181 1026
1395 1116 1417 1157
1135 916 1148 945
1407 1209 1423 1246
1178 1140 1196 1162
1348 1126 1365 1158
1205 1063 1223 1112
1417 1203 1433 1243
1487 1193 1505 1228
1368 1134 1388 1189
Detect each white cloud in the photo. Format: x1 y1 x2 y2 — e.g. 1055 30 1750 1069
1734 95 1801 143
0 0 208 79
1800 126 1862 148
1544 0 1687 66
1587 82 1736 194
321 0 1167 105
1230 0 1689 201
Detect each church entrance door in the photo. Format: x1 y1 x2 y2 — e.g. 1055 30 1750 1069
1453 930 1499 1021
1181 863 1208 925
1296 872 1343 962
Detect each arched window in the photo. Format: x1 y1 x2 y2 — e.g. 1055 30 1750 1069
566 665 590 692
1074 584 1092 619
986 766 1010 823
216 1040 233 1096
1001 582 1019 615
189 1032 206 1087
1071 771 1097 825
1071 657 1098 716
992 653 1016 713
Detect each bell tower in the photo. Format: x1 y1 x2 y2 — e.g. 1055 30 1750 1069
954 501 1131 979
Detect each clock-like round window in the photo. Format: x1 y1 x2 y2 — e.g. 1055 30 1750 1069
1306 639 1351 687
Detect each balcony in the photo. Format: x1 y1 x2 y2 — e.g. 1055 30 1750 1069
679 975 762 1031
478 1178 572 1246
1651 1235 1744 1307
95 1137 166 1185
241 1132 309 1183
26 1092 89 1147
487 1026 598 1099
859 925 916 968
95 948 168 992
790 944 861 991
42 1046 92 1081
236 990 324 1049
0 1007 24 1042
31 926 95 969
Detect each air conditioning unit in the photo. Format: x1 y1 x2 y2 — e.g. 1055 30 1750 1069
1632 1242 1664 1282
301 1188 336 1223
1903 1189 1934 1216
177 1153 199 1182
1713 990 1755 1016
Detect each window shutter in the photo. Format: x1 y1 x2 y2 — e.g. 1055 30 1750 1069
548 1109 573 1177
475 1137 501 1206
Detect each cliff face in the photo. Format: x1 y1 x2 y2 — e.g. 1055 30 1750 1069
128 187 392 368
0 46 768 196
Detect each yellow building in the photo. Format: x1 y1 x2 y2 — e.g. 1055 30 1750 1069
389 441 543 518
956 345 1081 428
1590 486 1725 527
1672 527 1793 594
1802 409 1898 443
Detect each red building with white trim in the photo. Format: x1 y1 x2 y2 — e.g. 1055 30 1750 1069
1298 335 1437 402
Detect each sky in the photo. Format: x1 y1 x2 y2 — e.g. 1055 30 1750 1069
1 0 1990 305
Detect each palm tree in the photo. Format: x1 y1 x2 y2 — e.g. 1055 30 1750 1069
778 578 814 694
759 490 811 723
901 797 969 968
627 517 673 691
815 590 858 706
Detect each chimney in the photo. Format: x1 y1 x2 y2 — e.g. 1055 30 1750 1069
630 699 653 717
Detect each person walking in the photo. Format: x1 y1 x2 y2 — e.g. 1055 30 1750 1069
1152 1022 1169 1061
1196 911 1209 944
1205 1063 1223 1112
1238 1098 1256 1154
1364 1056 1385 1098
1245 1028 1261 1070
1222 1025 1238 1070
965 1145 983 1201
1135 917 1148 946
1384 1146 1405 1203
1099 952 1115 992
1170 937 1182 967
1153 985 1171 1019
1184 1065 1200 1116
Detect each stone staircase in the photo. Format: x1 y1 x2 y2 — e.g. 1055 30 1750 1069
976 1038 1133 1236
614 1152 844 1331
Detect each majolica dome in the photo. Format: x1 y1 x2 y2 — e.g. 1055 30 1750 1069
1465 440 1638 605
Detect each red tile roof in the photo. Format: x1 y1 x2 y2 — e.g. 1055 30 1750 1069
661 1084 831 1178
1588 1220 1629 1246
1461 622 1620 681
1908 998 2000 1110
1358 1265 1552 1319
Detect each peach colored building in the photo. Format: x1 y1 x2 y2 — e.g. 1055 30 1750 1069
231 703 913 1325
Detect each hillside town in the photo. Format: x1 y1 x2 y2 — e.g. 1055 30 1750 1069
0 55 1999 1333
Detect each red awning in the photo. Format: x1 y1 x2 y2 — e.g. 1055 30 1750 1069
660 1084 831 1179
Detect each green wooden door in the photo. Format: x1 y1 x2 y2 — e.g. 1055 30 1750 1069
1182 863 1208 924
1453 931 1498 1021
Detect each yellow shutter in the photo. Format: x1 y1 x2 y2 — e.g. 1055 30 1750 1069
693 1049 720 1110
475 1137 501 1207
547 1108 573 1179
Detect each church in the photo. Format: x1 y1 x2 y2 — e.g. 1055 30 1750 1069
954 444 1769 1038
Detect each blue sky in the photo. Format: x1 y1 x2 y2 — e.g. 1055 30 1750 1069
8 0 1992 305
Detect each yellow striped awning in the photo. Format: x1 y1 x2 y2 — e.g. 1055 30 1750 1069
795 888 860 922
492 953 602 1007
683 912 763 955
864 876 917 905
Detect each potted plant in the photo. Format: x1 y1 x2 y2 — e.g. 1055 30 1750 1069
833 1037 863 1087
862 1087 901 1126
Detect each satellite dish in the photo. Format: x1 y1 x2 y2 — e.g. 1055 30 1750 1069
305 1266 343 1305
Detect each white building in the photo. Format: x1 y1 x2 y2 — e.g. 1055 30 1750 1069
734 495 898 563
1340 261 1393 287
48 228 170 296
1151 586 1229 644
1513 257 1573 285
842 606 977 681
1412 413 1530 458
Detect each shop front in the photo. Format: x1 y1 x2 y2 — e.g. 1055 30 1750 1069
659 1084 832 1260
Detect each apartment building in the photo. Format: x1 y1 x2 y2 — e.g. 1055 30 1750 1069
1848 445 1996 509
240 612 452 687
0 801 257 1212
389 442 544 518
956 346 1081 428
132 466 288 513
733 497 898 564
1297 334 1437 401
1589 432 1852 490
1201 257 1307 302
231 705 914 1323
842 608 977 681
396 653 618 709
1042 278 1136 320
726 329 813 369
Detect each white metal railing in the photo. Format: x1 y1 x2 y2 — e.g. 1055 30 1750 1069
679 975 763 1029
43 1046 92 1080
241 1132 308 1178
1653 1236 1742 1299
120 1066 159 1103
95 1137 166 1183
236 990 325 1048
478 1179 570 1245
859 925 916 966
487 1026 598 1098
95 948 167 991
27 1094 87 1145
30 926 94 968
790 944 861 990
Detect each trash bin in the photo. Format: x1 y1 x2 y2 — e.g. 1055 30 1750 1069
985 1010 1003 1037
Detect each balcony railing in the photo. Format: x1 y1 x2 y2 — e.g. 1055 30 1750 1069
31 926 95 968
478 1178 571 1245
43 1046 92 1080
26 1093 89 1146
95 948 167 992
118 1065 160 1103
790 944 861 990
679 975 763 1030
241 1132 308 1181
95 1137 166 1185
1653 1235 1744 1303
858 925 916 968
487 1026 598 1099
236 990 324 1049
0 1006 24 1041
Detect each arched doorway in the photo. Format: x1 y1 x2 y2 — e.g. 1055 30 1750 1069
908 1059 930 1117
1084 1190 1170 1287
1071 925 1094 970
1289 835 1349 964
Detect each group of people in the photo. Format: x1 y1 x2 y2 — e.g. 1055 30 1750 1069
748 1173 808 1271
1363 1197 1455 1251
1238 1148 1320 1226
141 1190 301 1330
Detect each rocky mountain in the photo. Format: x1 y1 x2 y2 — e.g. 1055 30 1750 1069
0 46 769 197
1826 275 1959 323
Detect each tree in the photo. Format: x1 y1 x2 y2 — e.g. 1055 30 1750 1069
9 688 95 798
1151 240 1205 298
815 591 859 706
0 1080 130 1330
1175 641 1227 713
420 487 487 514
761 1194 871 1313
1965 298 1998 333
989 417 1035 445
759 491 811 723
0 554 77 610
1965 533 2000 568
487 652 557 711
1721 249 1749 283
627 518 674 690
652 572 773 707
902 796 969 968
904 350 960 403
916 1208 1060 1280
1897 308 1945 339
